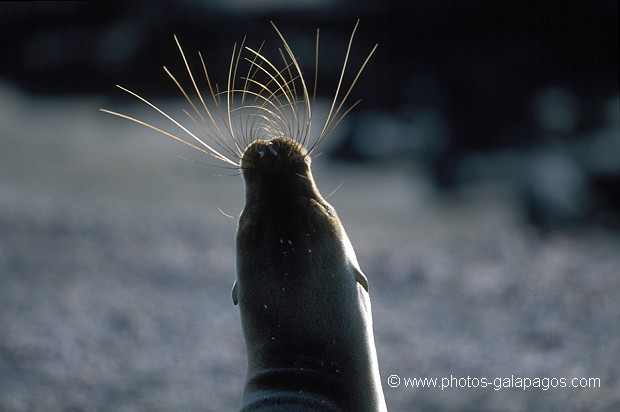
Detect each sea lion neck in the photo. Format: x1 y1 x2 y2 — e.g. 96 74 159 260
240 137 323 206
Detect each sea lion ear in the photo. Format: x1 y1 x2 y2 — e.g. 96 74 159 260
232 280 239 305
354 267 370 293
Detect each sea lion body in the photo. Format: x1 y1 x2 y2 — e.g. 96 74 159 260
233 138 387 411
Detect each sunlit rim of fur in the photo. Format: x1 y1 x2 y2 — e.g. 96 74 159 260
100 20 377 168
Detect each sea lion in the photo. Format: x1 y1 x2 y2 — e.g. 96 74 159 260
232 136 386 411
101 21 385 411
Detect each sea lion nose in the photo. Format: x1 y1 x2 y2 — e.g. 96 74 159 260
258 141 279 160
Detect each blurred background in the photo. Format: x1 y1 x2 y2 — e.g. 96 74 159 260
1 1 618 411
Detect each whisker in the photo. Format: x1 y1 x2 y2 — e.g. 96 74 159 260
240 41 266 146
176 154 239 171
100 108 237 166
226 41 241 149
182 109 240 160
102 23 374 168
245 48 297 121
310 20 377 154
173 35 242 159
316 43 378 149
270 22 312 148
106 86 238 166
216 207 237 219
197 51 245 157
325 180 346 200
313 28 319 106
278 47 302 143
164 66 235 158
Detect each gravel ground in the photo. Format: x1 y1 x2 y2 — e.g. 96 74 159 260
1 88 619 411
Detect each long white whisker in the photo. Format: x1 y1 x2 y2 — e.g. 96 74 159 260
100 108 236 166
313 28 319 106
182 109 240 160
311 20 377 153
240 42 266 145
320 44 377 137
270 22 312 147
108 86 237 166
226 42 239 146
102 24 374 168
278 48 301 143
243 49 297 140
173 35 242 158
318 20 358 144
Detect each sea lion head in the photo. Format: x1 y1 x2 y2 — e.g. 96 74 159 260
240 136 322 205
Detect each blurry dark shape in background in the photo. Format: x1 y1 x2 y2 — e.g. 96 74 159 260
1 0 617 230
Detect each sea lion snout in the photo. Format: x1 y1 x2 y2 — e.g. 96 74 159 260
243 137 307 166
252 141 285 170
240 137 315 201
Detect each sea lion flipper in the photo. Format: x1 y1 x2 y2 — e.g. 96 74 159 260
354 267 369 292
232 280 239 305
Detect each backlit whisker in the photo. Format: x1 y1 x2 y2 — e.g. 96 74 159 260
101 22 375 170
